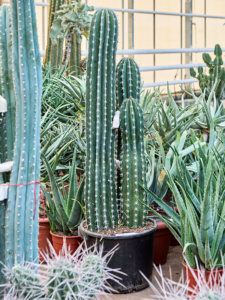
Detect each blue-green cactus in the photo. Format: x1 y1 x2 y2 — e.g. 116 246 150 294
85 8 119 232
5 0 42 266
120 98 147 227
0 5 15 167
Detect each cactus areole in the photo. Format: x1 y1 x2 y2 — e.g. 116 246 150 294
85 9 147 232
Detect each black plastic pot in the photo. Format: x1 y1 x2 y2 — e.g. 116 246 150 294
79 219 157 293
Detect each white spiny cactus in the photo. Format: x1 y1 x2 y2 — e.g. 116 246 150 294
1 242 123 300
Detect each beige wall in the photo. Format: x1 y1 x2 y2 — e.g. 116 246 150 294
9 0 225 94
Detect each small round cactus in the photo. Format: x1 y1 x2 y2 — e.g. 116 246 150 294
2 262 45 300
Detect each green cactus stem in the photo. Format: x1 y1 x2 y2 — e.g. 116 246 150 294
85 8 119 232
120 98 147 228
116 57 141 108
5 0 42 267
44 0 65 68
67 34 82 76
115 58 141 219
0 5 15 166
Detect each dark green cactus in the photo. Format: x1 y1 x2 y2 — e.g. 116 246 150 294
5 0 42 267
120 98 147 227
0 5 15 168
190 44 225 102
116 58 141 109
115 58 141 219
85 8 119 231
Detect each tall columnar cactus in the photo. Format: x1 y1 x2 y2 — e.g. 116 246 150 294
44 0 66 68
85 8 119 232
120 98 147 227
67 34 81 76
116 58 141 109
115 58 141 218
5 0 42 267
0 5 15 166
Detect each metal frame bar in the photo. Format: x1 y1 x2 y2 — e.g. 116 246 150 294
94 6 225 19
80 47 225 56
14 1 225 88
143 78 198 88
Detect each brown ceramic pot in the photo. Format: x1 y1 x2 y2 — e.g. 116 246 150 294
38 218 52 262
153 221 171 265
50 231 82 255
183 263 224 292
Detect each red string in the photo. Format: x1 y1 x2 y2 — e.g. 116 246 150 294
0 180 40 220
39 186 46 218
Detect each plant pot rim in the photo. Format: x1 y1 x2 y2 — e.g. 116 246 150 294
79 219 157 240
39 217 49 223
156 221 169 230
182 262 224 273
50 231 81 239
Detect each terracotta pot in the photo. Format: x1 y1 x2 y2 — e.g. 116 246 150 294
153 221 171 265
183 263 224 291
38 218 52 262
170 233 180 246
50 231 82 255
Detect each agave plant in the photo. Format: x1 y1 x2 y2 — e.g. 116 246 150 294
152 85 199 150
42 65 86 119
41 147 85 233
139 89 160 133
141 146 225 270
145 130 206 205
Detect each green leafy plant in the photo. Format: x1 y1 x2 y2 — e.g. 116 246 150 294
141 148 225 270
41 147 85 234
153 84 198 150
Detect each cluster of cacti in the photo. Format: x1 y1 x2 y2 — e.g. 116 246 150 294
46 253 105 299
120 98 147 227
0 5 15 174
49 0 94 74
190 44 225 101
44 0 67 68
4 0 42 268
85 9 147 231
2 243 118 300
